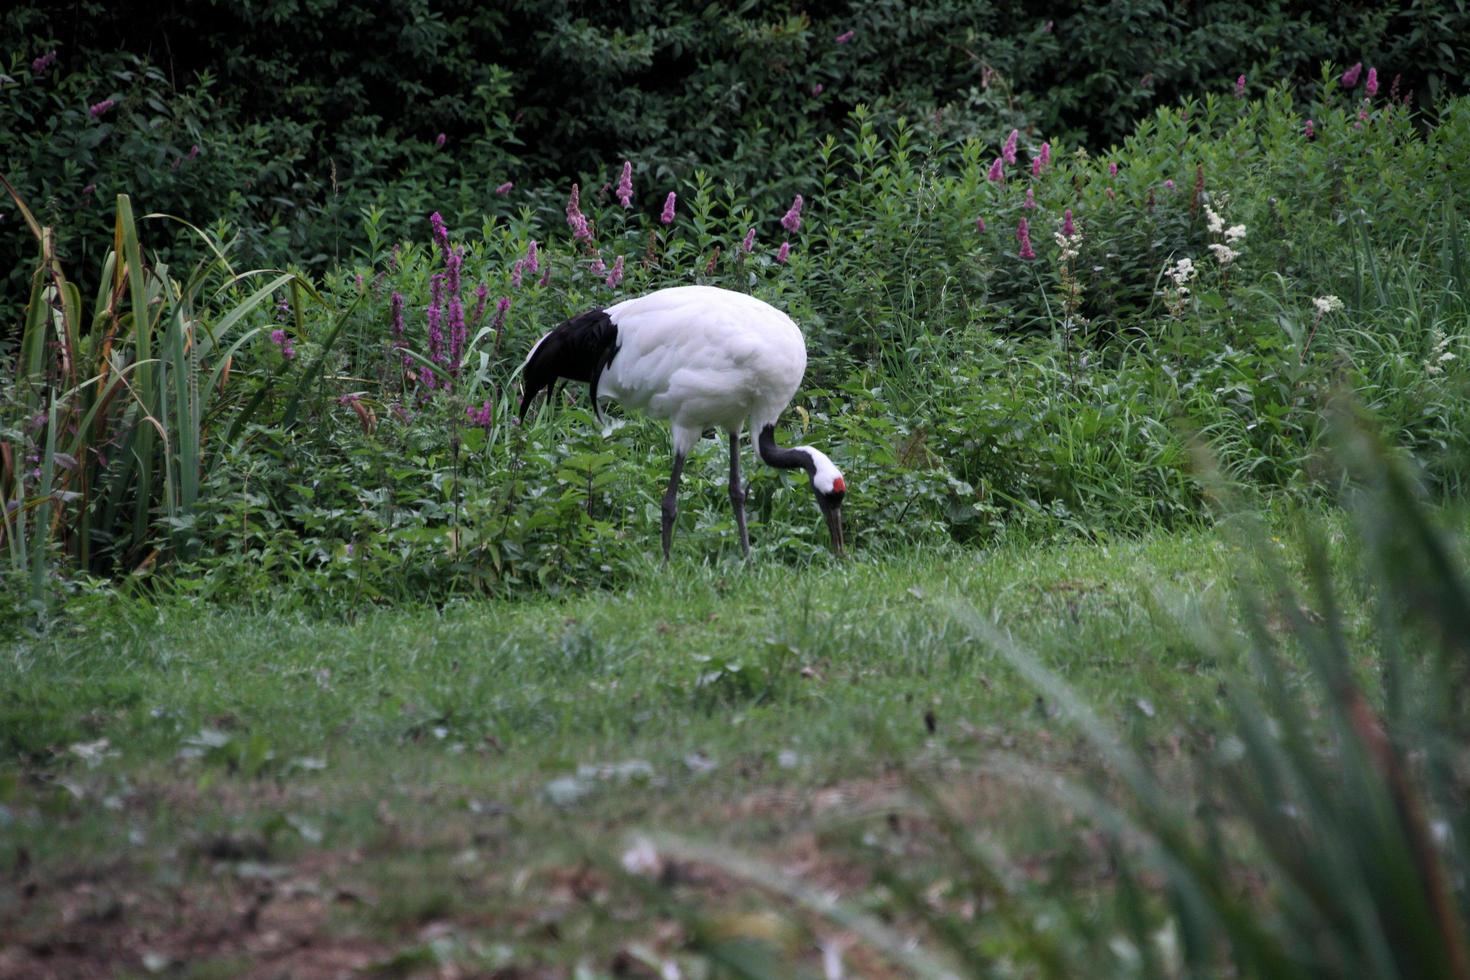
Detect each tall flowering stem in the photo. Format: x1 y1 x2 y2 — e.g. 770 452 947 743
616 161 634 208
1002 129 1019 165
1016 218 1035 260
566 184 592 241
780 195 804 233
988 158 1005 182
660 192 677 225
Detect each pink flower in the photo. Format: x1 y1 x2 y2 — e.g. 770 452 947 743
741 228 756 253
1016 218 1035 260
835 30 854 43
1023 188 1035 209
1164 179 1176 190
1234 74 1246 97
1039 142 1051 167
660 191 677 224
511 259 524 289
1341 62 1362 87
1304 118 1315 139
616 161 634 208
566 184 591 240
987 157 1005 182
187 144 200 159
435 133 447 147
975 216 986 232
495 182 513 195
590 255 606 276
1002 129 1019 165
605 255 624 288
525 240 539 274
1062 209 1075 237
776 242 791 264
1032 157 1042 178
1109 161 1118 178
1356 103 1369 129
467 401 494 429
780 194 804 233
1365 67 1379 97
811 83 824 96
89 98 116 118
429 212 449 255
269 328 296 360
31 50 57 74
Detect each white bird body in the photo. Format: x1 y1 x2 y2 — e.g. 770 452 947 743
520 285 847 558
599 286 807 447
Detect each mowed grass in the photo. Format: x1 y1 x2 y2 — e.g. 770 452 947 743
0 513 1356 977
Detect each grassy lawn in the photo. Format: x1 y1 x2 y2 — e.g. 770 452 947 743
0 515 1349 977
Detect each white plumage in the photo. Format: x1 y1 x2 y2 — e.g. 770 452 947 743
519 285 847 559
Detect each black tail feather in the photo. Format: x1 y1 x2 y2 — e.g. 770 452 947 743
518 309 619 422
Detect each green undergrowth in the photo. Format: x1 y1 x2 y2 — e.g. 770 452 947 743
0 507 1371 974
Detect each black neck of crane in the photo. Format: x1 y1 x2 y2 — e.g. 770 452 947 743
757 425 813 474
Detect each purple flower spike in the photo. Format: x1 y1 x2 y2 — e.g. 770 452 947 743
511 259 524 289
89 98 116 118
525 240 539 274
430 212 449 254
1062 209 1075 237
835 29 854 43
1002 129 1019 165
811 83 824 96
780 194 804 233
1235 74 1246 97
660 191 677 225
1164 178 1176 190
616 161 634 208
495 181 513 195
1031 157 1042 178
605 255 624 288
32 50 57 74
1039 142 1051 167
975 216 986 232
776 242 791 264
987 158 1004 182
1109 161 1118 178
1023 188 1035 209
741 228 756 253
1016 218 1035 260
566 184 592 240
1366 67 1379 97
436 133 447 147
1305 118 1315 139
1341 62 1363 87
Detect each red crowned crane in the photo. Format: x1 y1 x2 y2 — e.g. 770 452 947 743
518 285 846 560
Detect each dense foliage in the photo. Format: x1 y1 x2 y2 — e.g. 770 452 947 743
5 76 1469 618
4 0 1470 313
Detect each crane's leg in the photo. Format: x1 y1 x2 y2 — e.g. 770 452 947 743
728 430 750 559
661 450 687 563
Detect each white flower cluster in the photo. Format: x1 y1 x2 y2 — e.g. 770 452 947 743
1054 231 1083 263
1312 295 1344 315
1204 195 1245 267
1165 257 1197 290
1426 328 1458 377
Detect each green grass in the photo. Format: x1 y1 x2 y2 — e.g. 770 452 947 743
0 512 1360 976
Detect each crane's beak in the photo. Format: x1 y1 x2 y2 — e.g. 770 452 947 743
823 501 846 558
